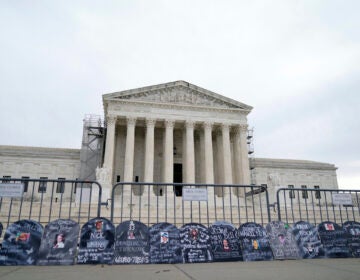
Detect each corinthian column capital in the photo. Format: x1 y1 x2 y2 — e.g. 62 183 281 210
165 119 175 128
239 124 248 132
126 117 137 126
185 120 195 129
106 115 117 126
203 121 213 130
145 118 156 127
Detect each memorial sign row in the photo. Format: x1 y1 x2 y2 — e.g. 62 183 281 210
0 219 360 265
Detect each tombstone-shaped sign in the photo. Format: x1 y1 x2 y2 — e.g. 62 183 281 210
0 220 43 265
266 221 301 260
318 221 351 258
343 221 360 258
77 217 115 264
209 221 242 262
293 221 324 259
180 223 213 263
37 219 79 265
149 222 182 264
238 222 273 261
114 220 149 264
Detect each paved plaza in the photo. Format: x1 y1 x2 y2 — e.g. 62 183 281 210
1 259 360 280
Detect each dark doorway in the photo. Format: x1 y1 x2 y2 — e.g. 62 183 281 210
173 163 183 196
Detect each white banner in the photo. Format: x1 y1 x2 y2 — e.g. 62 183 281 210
182 188 208 201
332 193 353 206
0 183 24 198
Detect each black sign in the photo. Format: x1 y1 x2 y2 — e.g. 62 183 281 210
149 222 182 264
293 221 324 259
209 221 242 262
343 221 360 258
266 221 301 260
0 220 43 265
114 220 149 264
37 219 79 265
238 222 273 261
77 217 115 264
318 221 350 258
180 223 213 263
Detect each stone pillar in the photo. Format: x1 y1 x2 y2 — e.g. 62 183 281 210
163 120 174 183
239 124 251 184
222 123 233 185
232 126 243 196
203 122 214 184
103 115 117 173
203 121 215 205
233 126 242 185
215 128 223 184
124 117 137 182
143 118 155 200
99 115 117 199
144 118 156 182
185 121 195 183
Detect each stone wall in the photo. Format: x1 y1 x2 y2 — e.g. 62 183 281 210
0 145 80 180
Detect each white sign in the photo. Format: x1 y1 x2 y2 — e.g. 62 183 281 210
0 183 24 198
332 193 353 206
182 188 208 201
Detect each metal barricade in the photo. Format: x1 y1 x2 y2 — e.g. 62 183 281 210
110 183 271 227
276 188 360 225
0 178 102 229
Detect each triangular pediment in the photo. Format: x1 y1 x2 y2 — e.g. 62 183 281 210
103 81 252 110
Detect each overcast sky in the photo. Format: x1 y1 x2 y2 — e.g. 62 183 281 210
1 1 359 189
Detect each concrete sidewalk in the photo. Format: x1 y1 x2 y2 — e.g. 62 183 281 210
1 259 360 280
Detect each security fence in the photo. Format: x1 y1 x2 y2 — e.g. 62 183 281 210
0 178 102 229
110 183 271 227
276 188 360 225
2 179 360 232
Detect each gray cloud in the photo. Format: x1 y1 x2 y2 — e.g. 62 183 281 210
0 0 359 188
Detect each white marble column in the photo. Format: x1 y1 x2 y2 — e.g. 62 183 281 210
100 115 117 199
124 117 137 182
222 123 233 185
239 124 251 184
185 120 195 183
144 118 156 182
203 122 214 184
233 126 242 185
142 118 155 200
163 120 174 183
232 126 243 196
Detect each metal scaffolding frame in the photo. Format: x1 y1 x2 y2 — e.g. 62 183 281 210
79 115 105 181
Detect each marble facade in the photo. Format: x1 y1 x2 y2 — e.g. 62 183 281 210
0 81 339 203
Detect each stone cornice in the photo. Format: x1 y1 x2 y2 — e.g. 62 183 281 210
0 145 80 160
105 98 252 115
251 157 338 171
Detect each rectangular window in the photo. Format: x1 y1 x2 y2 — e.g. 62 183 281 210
288 185 295 199
56 178 65 193
38 177 48 193
135 176 139 182
301 185 308 199
21 176 30 192
314 185 321 199
2 175 11 183
116 175 121 182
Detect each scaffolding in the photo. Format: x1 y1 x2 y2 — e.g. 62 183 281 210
79 115 105 181
247 128 256 185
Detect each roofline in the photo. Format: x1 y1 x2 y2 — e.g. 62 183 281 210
102 80 253 111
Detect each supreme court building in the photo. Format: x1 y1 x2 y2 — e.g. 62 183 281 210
0 81 339 202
